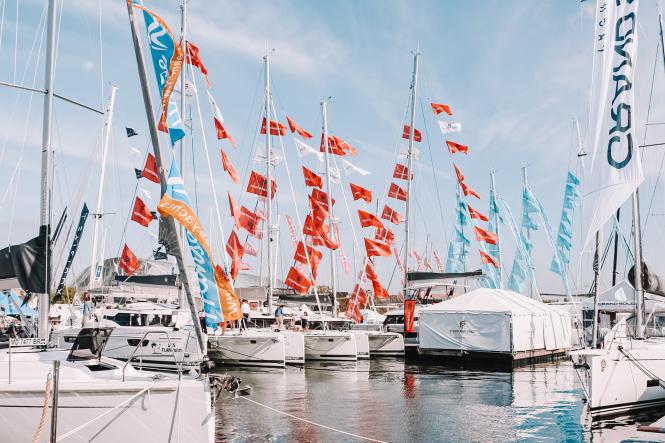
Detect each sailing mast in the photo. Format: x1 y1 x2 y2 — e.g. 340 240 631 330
321 98 337 314
264 49 274 315
489 172 502 288
88 85 118 290
403 50 419 300
126 2 205 353
177 0 188 309
37 0 57 339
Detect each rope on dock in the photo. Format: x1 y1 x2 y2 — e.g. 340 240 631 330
241 396 388 443
32 372 53 443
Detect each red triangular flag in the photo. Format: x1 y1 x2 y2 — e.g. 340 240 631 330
131 196 154 227
381 205 402 225
430 102 453 116
286 116 312 139
446 140 468 154
479 250 499 267
285 266 313 294
220 149 239 183
302 166 323 189
186 41 211 87
393 164 410 180
357 209 384 230
461 182 480 199
468 205 488 222
402 125 422 142
474 226 498 245
388 183 407 201
260 118 287 136
364 238 392 257
350 183 372 203
119 244 140 274
140 153 160 184
246 171 277 199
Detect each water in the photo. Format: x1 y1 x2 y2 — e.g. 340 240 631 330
214 360 665 442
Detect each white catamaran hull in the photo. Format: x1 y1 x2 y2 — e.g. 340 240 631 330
351 331 370 359
279 330 305 365
208 331 286 368
304 331 357 361
367 331 405 356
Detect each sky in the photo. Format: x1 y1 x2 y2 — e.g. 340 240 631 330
1 0 665 297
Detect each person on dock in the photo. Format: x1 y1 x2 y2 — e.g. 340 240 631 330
275 305 284 330
301 311 309 331
241 300 250 328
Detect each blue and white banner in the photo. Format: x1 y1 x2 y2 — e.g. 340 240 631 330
551 171 580 292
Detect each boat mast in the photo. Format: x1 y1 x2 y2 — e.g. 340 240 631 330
633 190 645 339
591 230 601 348
126 1 205 353
321 98 337 314
178 0 187 309
403 50 419 300
522 166 534 299
88 85 118 290
264 49 274 315
490 172 502 288
38 0 57 339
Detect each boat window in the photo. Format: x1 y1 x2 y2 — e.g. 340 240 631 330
103 313 131 326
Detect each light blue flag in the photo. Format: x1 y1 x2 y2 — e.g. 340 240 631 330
139 2 186 145
164 159 223 328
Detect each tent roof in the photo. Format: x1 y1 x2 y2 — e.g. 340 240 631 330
420 288 561 316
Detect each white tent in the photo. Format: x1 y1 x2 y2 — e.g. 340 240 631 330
418 288 572 354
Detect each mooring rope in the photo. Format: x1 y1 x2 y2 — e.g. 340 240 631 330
240 396 388 443
32 372 53 443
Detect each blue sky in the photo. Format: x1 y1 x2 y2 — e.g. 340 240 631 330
1 0 665 296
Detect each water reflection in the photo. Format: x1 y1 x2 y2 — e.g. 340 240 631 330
214 360 665 442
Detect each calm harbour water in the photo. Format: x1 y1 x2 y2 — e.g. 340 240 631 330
214 360 665 442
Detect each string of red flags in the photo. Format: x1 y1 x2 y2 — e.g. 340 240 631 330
402 125 422 142
260 117 287 136
226 231 244 280
446 140 468 155
474 226 498 245
350 183 372 203
119 244 140 274
185 41 211 87
135 153 160 184
479 250 499 268
131 196 155 227
430 102 453 116
388 183 407 201
381 205 402 225
364 237 391 257
220 149 239 183
468 205 488 222
286 116 312 140
302 166 323 189
207 90 236 148
246 170 277 199
358 209 385 230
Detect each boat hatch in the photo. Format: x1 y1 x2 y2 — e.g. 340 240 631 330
67 327 113 362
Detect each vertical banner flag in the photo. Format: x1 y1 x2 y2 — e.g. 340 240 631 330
158 159 241 327
134 1 185 144
54 204 89 299
404 299 416 333
583 0 642 249
551 171 581 294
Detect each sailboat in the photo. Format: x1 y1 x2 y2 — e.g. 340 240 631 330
570 0 665 418
0 1 216 441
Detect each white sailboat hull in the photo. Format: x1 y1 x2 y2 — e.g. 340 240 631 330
279 331 305 365
304 332 357 361
367 331 405 356
208 331 286 368
351 331 370 359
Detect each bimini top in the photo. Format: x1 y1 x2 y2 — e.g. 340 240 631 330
420 287 562 316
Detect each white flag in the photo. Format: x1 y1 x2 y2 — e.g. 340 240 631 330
139 187 152 201
329 166 341 184
399 146 420 160
294 139 324 162
583 0 642 250
340 158 370 176
437 121 462 135
253 149 283 166
129 146 141 157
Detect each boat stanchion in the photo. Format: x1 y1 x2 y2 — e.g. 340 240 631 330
50 360 60 443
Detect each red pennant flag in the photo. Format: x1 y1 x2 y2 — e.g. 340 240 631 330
286 116 312 139
207 91 236 148
260 117 287 136
331 135 357 156
365 262 379 282
285 266 312 294
309 188 335 210
388 183 407 201
303 217 338 250
453 163 464 184
346 302 363 323
479 250 499 267
461 182 481 199
294 241 322 279
381 205 402 225
302 166 323 189
350 183 372 203
119 244 140 275
186 41 211 87
357 209 385 230
364 237 392 257
474 226 498 245
238 206 261 236
228 193 240 229
319 134 346 156
131 196 154 227
393 163 411 180
404 299 416 333
247 171 276 199
402 125 422 142
468 205 488 222
374 227 395 245
220 149 239 183
310 199 329 228
140 153 160 184
446 140 468 154
430 102 453 116
226 231 245 280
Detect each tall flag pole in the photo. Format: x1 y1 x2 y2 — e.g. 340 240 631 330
177 0 188 309
403 49 419 302
264 48 274 315
321 98 338 315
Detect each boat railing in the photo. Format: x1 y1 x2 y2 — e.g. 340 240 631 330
122 330 182 381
